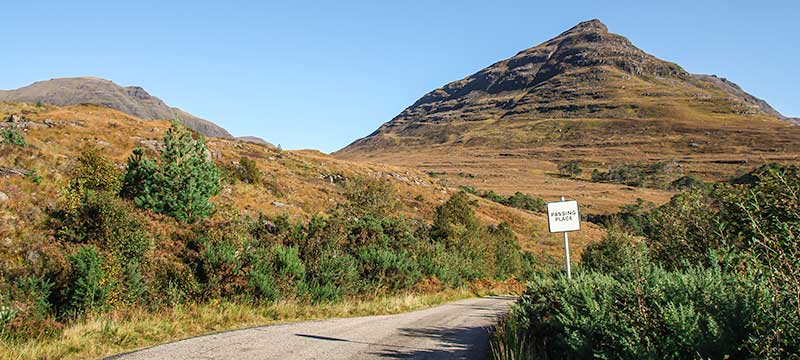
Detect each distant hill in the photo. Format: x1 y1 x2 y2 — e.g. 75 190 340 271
236 136 276 148
0 77 232 138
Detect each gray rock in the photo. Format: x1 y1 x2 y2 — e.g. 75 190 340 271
7 114 21 123
271 201 288 208
0 191 8 202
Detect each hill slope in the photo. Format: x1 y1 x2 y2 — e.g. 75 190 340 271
0 77 232 138
336 19 800 212
0 101 598 261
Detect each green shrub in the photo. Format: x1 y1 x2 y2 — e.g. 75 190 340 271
197 235 245 299
0 128 27 146
431 191 480 244
53 190 150 267
342 177 398 218
669 175 709 191
271 245 307 297
502 192 546 213
63 247 109 316
235 156 262 184
27 168 42 184
500 257 760 359
120 120 221 223
15 276 54 318
71 146 121 193
472 189 546 213
357 245 421 292
585 198 655 236
591 162 670 188
307 250 359 302
581 227 631 274
559 160 583 178
644 190 725 269
246 248 278 303
489 223 523 279
122 264 147 306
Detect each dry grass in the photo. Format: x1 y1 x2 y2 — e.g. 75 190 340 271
0 288 497 360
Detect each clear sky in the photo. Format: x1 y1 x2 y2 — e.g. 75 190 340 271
3 0 797 152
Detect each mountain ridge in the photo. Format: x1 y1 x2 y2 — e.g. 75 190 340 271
0 77 233 138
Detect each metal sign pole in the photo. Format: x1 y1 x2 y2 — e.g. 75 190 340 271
561 196 572 280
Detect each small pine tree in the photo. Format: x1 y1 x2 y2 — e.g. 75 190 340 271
121 121 221 223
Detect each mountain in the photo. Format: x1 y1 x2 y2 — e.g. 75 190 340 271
336 19 800 213
338 19 793 153
0 77 232 138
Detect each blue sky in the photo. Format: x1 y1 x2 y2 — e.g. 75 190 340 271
3 0 797 152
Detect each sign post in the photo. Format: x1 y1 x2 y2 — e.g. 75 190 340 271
546 196 580 280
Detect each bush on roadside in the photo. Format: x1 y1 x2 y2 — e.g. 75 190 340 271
62 247 109 317
580 227 632 274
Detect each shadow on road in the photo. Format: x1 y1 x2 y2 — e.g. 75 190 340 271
295 322 494 360
371 325 493 359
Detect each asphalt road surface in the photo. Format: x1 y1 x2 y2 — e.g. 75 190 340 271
109 296 516 360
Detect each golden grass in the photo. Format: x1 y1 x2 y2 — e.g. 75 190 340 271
0 289 493 360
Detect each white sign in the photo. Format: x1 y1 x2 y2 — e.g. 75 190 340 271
547 200 580 233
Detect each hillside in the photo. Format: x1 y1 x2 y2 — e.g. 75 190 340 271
336 19 800 213
0 77 232 138
0 101 600 262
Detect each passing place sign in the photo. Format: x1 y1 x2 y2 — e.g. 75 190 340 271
547 200 580 233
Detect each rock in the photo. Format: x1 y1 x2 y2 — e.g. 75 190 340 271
43 118 54 126
271 201 288 208
0 191 8 202
24 249 40 264
7 114 21 123
137 139 162 152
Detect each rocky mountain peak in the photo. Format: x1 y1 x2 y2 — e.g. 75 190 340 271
557 18 608 36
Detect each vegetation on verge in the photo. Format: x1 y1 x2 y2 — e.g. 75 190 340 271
492 164 800 359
